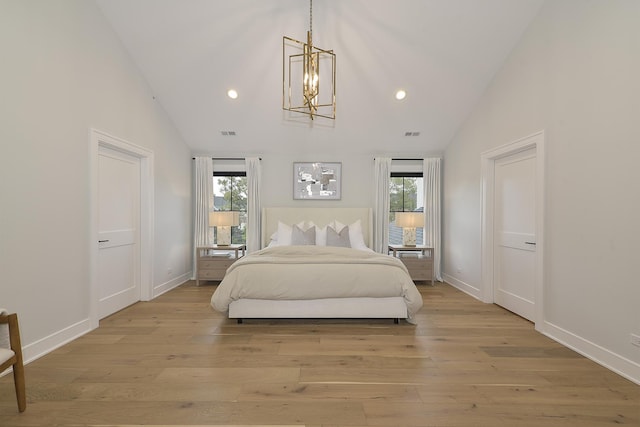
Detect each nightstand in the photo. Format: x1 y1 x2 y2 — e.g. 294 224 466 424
196 244 245 286
389 244 434 285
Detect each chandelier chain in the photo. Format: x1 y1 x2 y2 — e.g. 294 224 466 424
309 0 313 40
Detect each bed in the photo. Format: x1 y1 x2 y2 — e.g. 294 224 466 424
210 207 423 323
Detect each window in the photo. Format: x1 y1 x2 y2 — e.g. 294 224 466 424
389 172 424 245
211 172 247 245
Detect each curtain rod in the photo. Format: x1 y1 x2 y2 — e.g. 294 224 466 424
374 158 424 161
192 157 262 160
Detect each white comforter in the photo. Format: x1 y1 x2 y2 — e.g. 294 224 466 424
210 246 423 321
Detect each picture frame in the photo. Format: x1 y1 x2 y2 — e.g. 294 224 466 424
293 162 342 200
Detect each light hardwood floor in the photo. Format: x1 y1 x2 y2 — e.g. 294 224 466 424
1 282 638 426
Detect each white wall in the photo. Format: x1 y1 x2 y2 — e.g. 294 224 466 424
195 129 441 210
0 0 192 360
263 153 374 208
443 0 640 382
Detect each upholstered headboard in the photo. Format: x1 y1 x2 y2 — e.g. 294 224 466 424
261 207 373 249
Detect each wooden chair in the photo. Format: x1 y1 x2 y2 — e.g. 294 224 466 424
0 312 26 412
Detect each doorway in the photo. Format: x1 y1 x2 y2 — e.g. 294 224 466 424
493 148 536 320
90 129 154 328
481 131 545 328
97 145 141 318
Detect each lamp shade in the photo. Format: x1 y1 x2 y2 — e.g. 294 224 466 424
209 211 240 227
395 212 424 228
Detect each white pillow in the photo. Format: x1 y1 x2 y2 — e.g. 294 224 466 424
267 231 278 247
332 219 369 251
274 221 306 246
307 221 328 246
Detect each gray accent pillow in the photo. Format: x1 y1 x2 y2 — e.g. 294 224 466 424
291 224 316 245
327 225 351 248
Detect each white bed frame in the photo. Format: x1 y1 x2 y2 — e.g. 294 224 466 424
227 207 408 323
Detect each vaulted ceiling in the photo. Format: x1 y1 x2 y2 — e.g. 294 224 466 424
96 0 544 155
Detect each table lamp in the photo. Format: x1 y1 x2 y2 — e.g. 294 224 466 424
209 211 240 246
395 212 424 246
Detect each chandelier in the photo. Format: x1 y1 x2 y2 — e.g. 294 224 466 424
283 0 336 120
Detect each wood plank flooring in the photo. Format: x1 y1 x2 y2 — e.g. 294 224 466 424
0 282 638 426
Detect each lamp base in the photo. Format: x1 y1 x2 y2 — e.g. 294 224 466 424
216 226 231 246
402 227 417 247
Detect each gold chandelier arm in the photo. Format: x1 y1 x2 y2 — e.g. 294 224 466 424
282 0 335 120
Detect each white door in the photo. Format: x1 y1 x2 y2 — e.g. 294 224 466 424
493 148 536 321
97 146 141 319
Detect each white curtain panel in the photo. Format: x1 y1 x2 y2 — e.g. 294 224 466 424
193 157 213 278
423 157 442 281
373 157 391 253
245 157 262 253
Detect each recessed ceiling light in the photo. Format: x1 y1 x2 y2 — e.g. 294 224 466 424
227 89 238 99
395 90 406 100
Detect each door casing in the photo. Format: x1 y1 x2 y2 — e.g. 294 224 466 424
480 130 545 330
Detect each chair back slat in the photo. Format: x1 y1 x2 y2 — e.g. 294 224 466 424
0 312 26 412
0 310 10 349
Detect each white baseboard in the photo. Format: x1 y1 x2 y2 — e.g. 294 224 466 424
152 271 192 298
23 317 93 365
543 321 640 385
4 274 192 376
442 273 481 300
443 273 639 384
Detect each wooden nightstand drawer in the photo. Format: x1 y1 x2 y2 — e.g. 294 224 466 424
389 245 434 285
399 256 430 267
199 259 234 270
196 244 246 285
406 267 433 281
199 268 231 280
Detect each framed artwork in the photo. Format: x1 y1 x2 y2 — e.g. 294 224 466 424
293 162 342 200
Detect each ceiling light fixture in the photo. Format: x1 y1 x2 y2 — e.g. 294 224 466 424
227 89 238 99
283 0 336 120
395 90 407 100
